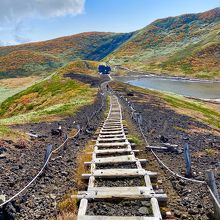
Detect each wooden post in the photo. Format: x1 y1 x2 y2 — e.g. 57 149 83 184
183 141 192 177
86 115 90 127
78 199 88 216
206 170 220 219
44 144 53 168
137 113 143 125
64 133 68 150
207 170 220 202
76 124 81 136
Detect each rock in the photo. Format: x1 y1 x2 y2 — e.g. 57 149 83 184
0 147 7 154
0 153 7 159
61 171 68 177
49 194 56 200
160 135 168 143
179 179 186 186
182 213 188 219
174 210 181 218
51 129 61 136
188 208 199 215
166 211 172 217
127 92 134 96
157 179 163 185
141 201 150 206
0 195 6 203
197 204 203 209
138 207 149 215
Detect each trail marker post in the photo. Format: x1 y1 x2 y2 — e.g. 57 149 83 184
183 138 192 178
137 113 143 125
44 144 53 169
206 170 220 219
64 133 68 150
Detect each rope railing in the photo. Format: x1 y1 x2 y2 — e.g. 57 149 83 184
0 128 80 208
0 81 108 208
110 86 220 219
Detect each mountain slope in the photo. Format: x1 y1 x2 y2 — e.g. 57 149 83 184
0 60 101 124
0 32 133 78
106 8 220 79
0 8 220 80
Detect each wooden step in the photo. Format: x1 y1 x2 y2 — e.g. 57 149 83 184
78 216 160 220
101 127 123 131
95 148 135 154
103 122 122 125
95 155 135 163
82 169 157 178
96 142 129 147
103 125 123 129
77 189 167 201
97 137 126 142
100 130 124 134
99 134 126 138
84 157 147 165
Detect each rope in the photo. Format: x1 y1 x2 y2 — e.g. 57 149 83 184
110 86 220 214
0 128 81 208
116 93 207 184
0 77 111 208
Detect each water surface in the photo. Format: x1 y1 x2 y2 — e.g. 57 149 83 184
115 76 220 99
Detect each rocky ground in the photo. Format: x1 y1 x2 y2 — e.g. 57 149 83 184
1 77 219 220
0 75 108 220
110 81 220 219
87 200 153 216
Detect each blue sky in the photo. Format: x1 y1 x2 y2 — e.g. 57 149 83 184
0 0 219 45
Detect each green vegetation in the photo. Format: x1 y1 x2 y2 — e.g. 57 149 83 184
0 125 27 140
0 86 22 103
127 134 143 145
162 94 220 128
58 60 100 76
106 8 220 80
0 60 99 125
0 8 220 80
0 32 132 79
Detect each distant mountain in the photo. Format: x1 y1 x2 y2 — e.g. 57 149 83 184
0 8 220 80
106 7 220 79
0 32 133 78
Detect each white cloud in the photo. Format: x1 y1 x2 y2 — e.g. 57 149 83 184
0 0 85 23
0 0 85 45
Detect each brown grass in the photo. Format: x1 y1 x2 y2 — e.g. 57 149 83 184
56 140 95 217
57 192 78 218
51 212 76 220
75 140 94 189
0 76 40 89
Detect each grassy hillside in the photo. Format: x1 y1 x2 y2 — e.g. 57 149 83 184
58 60 100 76
1 8 219 80
106 8 220 80
0 32 133 79
0 60 100 124
110 81 220 129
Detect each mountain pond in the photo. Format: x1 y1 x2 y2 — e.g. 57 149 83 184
114 75 220 100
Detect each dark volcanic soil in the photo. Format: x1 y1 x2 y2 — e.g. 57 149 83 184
110 81 220 219
87 199 152 216
0 89 107 220
64 73 107 87
95 176 146 187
